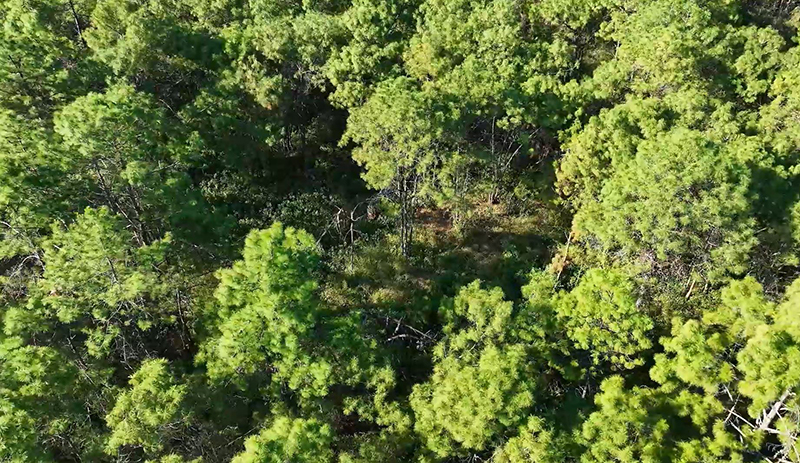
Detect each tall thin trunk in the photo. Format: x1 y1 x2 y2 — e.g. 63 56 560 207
68 0 88 48
398 172 416 258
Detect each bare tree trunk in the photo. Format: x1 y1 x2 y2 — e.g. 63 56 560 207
397 172 416 258
68 0 88 48
759 388 793 431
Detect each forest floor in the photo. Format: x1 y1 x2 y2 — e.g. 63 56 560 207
323 199 569 321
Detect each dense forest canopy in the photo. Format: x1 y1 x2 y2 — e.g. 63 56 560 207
3 0 800 461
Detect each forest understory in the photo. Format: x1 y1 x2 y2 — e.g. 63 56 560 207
3 0 800 462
